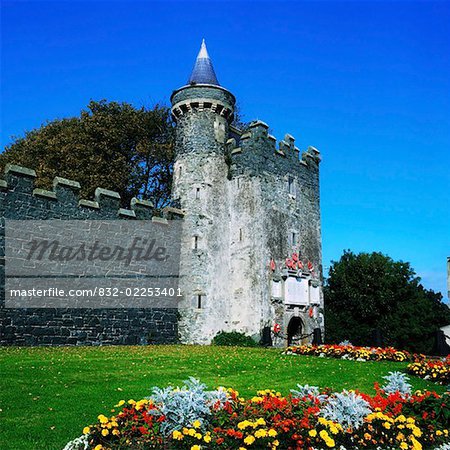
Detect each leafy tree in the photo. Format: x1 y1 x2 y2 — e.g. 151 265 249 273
324 250 450 354
0 100 175 207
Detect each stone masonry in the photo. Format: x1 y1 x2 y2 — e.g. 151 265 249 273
0 165 181 345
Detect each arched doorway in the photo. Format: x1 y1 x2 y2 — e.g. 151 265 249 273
287 316 303 346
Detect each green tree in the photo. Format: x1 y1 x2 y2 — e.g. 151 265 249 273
324 250 450 354
0 100 175 207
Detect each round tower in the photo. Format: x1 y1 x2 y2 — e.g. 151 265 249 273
171 40 235 343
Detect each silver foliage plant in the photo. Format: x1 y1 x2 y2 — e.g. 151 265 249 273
290 384 328 403
147 377 228 436
434 444 450 450
381 371 412 396
319 390 372 430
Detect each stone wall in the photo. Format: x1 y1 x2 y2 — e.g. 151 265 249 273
170 79 323 346
228 121 323 341
0 164 180 346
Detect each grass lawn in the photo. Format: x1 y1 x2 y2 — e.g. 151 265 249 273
0 345 446 450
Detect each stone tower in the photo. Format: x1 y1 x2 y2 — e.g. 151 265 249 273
171 40 236 343
171 40 323 345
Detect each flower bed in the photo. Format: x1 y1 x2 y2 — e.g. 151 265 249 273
284 344 420 362
407 357 450 385
64 375 450 450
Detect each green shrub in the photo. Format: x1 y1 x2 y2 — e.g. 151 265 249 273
212 331 258 347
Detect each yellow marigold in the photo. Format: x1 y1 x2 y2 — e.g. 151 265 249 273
255 429 267 438
268 429 277 437
82 426 90 434
101 428 109 436
411 437 422 450
112 429 120 436
238 420 252 430
97 414 108 424
329 425 339 435
193 420 201 429
244 435 255 445
135 399 147 410
94 446 104 450
396 432 405 441
190 446 201 450
204 435 211 443
320 429 329 440
173 430 183 440
255 417 266 426
309 429 317 437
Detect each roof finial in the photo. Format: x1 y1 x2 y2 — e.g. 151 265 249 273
198 38 208 59
188 39 220 86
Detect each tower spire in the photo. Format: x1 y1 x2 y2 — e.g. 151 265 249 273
188 39 220 86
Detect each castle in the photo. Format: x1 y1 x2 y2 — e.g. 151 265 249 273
0 40 323 346
172 40 323 345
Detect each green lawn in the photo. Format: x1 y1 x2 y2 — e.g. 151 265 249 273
0 345 446 450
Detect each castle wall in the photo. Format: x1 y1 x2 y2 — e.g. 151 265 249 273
227 121 323 343
0 165 179 346
170 95 323 345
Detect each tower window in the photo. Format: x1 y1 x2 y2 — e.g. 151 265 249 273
195 187 200 199
179 166 182 177
291 232 297 248
288 176 296 196
197 294 203 309
193 236 199 250
239 228 243 241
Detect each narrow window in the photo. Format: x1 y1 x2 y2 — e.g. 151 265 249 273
288 176 295 196
193 236 199 250
179 166 182 177
195 187 200 199
291 232 297 247
237 178 241 189
197 294 202 309
239 228 243 241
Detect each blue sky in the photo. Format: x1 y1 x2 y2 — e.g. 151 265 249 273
2 1 449 300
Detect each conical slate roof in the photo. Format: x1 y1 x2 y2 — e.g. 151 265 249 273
188 39 220 86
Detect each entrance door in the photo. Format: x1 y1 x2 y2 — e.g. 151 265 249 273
287 317 303 346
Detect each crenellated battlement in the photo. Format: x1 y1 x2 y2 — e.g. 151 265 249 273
227 120 321 179
0 164 184 221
